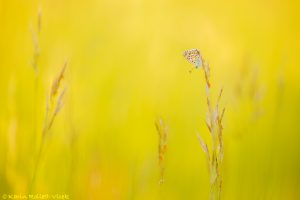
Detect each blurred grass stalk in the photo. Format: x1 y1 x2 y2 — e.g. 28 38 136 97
155 118 168 185
196 55 225 200
29 8 41 192
30 7 42 152
28 8 68 192
30 62 67 192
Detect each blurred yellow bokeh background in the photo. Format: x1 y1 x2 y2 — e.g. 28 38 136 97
1 0 300 199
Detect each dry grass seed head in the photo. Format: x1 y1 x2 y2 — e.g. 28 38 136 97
155 118 168 185
38 7 42 34
51 61 67 100
184 49 225 199
156 118 168 162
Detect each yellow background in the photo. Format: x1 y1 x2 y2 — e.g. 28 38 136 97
0 0 300 199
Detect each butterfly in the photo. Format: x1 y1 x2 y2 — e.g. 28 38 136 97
183 49 202 69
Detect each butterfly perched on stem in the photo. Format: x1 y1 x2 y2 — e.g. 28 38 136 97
183 49 203 70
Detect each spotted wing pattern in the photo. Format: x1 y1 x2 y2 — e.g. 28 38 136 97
183 49 202 68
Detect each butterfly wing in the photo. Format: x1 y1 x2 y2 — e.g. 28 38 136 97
183 49 202 68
